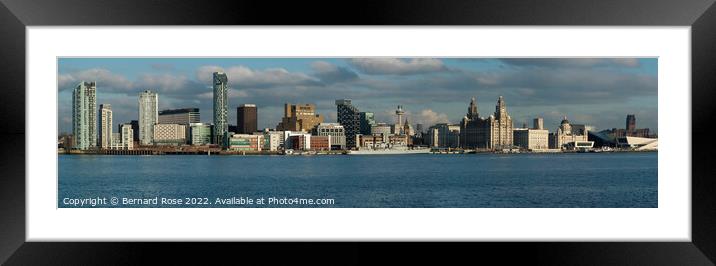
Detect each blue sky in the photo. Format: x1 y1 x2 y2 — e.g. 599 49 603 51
58 58 658 134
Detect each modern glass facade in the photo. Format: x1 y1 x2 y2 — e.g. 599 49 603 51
336 99 360 149
359 112 375 135
213 72 229 146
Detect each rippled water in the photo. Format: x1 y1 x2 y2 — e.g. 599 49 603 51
58 152 657 208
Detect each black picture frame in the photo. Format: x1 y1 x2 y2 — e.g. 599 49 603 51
1 0 715 264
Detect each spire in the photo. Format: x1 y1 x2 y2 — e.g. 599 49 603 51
495 96 508 117
467 96 479 119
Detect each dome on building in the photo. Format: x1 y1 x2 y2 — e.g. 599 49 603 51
560 116 570 125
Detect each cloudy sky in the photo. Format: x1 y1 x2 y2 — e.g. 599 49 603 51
58 58 658 134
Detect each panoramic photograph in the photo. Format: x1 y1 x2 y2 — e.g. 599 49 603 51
57 57 658 208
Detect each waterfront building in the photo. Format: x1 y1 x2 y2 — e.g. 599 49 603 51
287 133 312 151
276 103 324 132
237 104 258 134
263 130 284 151
189 123 212 145
426 123 460 148
229 134 263 151
72 81 97 150
460 96 514 150
120 123 134 150
98 103 113 149
138 90 158 145
615 136 658 151
513 128 549 151
310 136 331 151
370 123 392 140
158 108 199 125
549 116 592 150
315 123 347 150
359 112 376 135
153 123 187 145
336 99 361 149
108 133 122 149
213 72 229 147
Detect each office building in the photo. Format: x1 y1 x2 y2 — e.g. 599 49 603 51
130 120 139 142
287 133 312 151
426 123 461 148
549 116 592 150
237 104 258 134
359 112 376 135
513 128 549 151
276 103 324 132
229 134 263 151
138 90 158 145
153 123 186 145
460 96 514 150
189 123 212 145
213 72 229 146
72 81 97 150
315 123 346 150
263 130 284 151
310 136 331 151
99 103 113 149
336 99 361 149
158 108 199 125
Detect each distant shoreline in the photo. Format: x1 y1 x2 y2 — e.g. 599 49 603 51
57 148 657 156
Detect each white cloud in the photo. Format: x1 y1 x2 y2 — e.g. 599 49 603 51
58 68 134 92
347 58 447 75
196 65 320 88
137 74 190 92
416 109 451 126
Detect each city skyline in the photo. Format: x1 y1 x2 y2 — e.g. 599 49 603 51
58 58 658 134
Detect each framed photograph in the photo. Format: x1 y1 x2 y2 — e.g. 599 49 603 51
2 0 715 264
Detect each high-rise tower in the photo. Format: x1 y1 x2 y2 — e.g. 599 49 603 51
336 99 361 149
138 90 158 145
213 72 229 146
237 104 258 134
72 81 97 150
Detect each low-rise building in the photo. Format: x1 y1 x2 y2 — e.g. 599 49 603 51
263 130 284 151
513 128 549 151
315 123 346 150
189 123 212 145
153 124 187 145
310 135 331 151
288 133 311 151
229 134 263 151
